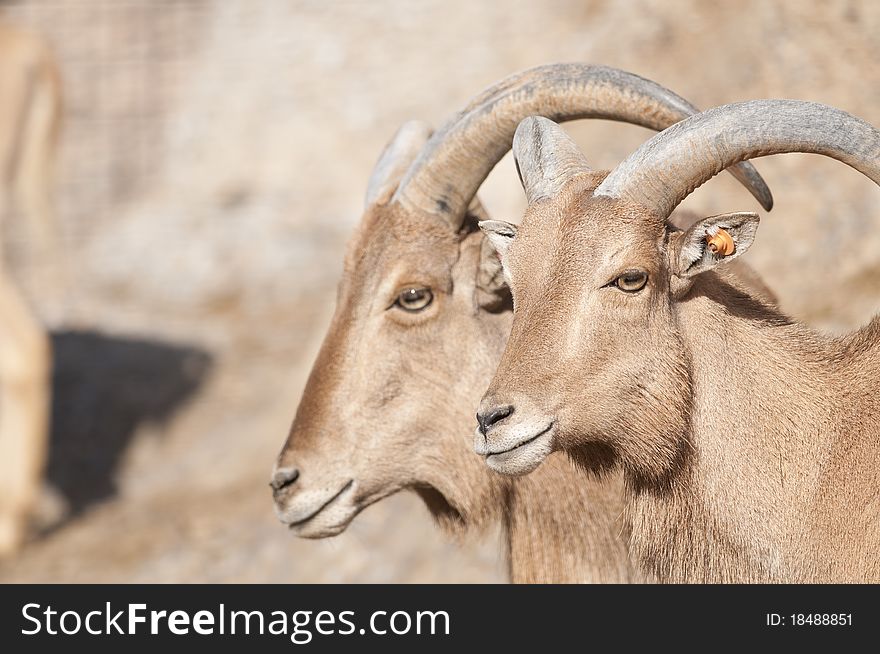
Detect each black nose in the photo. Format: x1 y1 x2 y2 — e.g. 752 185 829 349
270 467 300 493
476 405 513 436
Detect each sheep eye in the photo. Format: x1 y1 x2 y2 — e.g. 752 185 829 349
614 270 648 293
395 287 433 312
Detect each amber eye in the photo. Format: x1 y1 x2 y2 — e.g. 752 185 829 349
614 270 648 293
395 287 433 312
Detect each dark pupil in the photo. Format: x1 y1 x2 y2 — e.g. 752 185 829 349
403 289 423 304
618 272 645 290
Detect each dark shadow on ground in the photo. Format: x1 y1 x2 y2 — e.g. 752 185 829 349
45 330 213 520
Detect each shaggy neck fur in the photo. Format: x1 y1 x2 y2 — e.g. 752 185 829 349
415 404 642 583
505 459 636 583
420 451 637 583
413 300 639 584
627 269 880 582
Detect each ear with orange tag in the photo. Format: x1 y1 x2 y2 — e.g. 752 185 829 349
706 228 736 256
671 211 760 278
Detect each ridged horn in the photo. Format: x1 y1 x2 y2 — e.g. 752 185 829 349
594 100 880 218
513 116 593 203
365 120 433 207
392 64 773 230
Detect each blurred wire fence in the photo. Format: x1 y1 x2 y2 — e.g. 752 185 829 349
3 0 205 244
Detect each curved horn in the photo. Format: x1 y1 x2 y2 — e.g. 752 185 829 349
392 64 773 229
513 116 593 203
594 100 880 218
365 120 433 207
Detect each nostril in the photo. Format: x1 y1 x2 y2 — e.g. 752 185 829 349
476 405 514 436
270 467 300 492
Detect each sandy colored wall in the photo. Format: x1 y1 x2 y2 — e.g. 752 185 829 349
1 0 878 582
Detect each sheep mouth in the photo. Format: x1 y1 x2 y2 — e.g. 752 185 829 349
485 423 555 476
278 480 357 537
485 422 554 457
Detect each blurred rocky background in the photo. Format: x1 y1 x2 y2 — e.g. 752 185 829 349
0 0 878 582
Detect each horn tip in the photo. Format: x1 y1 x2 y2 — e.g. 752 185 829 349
736 162 775 212
753 184 774 212
513 115 555 140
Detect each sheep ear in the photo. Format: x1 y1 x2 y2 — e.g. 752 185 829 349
480 220 516 255
670 212 760 278
474 233 510 309
479 220 516 272
477 220 516 305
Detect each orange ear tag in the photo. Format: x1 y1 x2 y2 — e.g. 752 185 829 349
706 228 735 256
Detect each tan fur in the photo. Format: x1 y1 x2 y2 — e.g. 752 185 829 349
273 199 638 582
271 174 773 583
481 167 880 583
0 22 60 557
271 67 778 582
